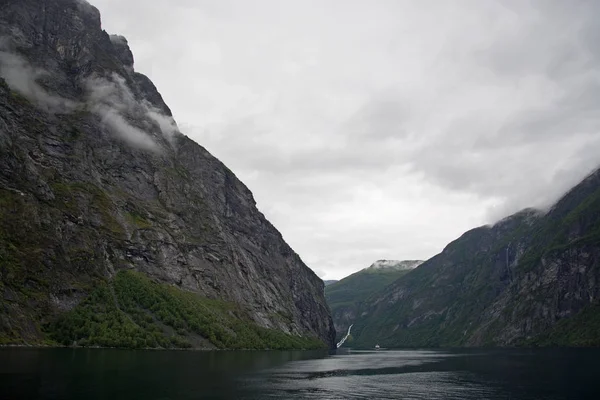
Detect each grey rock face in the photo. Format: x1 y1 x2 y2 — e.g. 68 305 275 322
0 0 335 348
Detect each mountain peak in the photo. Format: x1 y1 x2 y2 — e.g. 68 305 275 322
366 259 424 272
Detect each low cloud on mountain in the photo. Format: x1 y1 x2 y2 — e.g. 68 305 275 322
0 44 78 113
0 39 176 152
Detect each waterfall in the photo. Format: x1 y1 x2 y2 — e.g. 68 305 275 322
336 324 354 348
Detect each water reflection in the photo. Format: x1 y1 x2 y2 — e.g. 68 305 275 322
1 348 599 399
0 348 327 399
240 348 600 400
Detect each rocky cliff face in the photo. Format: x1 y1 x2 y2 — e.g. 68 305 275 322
0 0 334 348
350 170 600 348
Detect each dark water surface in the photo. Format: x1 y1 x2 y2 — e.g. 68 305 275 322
1 347 599 399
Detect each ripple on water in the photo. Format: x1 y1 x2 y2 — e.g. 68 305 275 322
239 350 506 400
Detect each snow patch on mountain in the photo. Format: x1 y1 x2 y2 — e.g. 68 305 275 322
366 260 424 271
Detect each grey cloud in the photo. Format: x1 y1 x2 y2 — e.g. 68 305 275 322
0 47 78 113
356 0 600 223
403 75 600 220
344 91 413 141
84 73 179 149
84 73 160 150
145 104 179 141
97 107 159 152
85 73 138 113
0 40 174 153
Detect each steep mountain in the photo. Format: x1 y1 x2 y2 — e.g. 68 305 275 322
0 0 334 349
350 169 600 348
323 280 338 286
325 259 422 341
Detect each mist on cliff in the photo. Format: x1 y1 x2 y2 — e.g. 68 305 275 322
0 38 177 152
0 44 78 113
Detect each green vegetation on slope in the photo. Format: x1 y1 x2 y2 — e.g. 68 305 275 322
524 302 600 347
47 270 326 350
348 246 506 348
325 267 414 342
0 178 137 344
326 268 412 308
0 186 94 345
349 172 600 349
518 185 600 274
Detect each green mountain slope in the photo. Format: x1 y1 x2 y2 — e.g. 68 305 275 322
325 260 422 341
350 169 600 348
43 270 325 350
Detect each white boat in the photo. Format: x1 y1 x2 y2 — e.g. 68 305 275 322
375 344 380 350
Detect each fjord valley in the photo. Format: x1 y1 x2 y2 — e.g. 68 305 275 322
331 169 600 349
2 0 600 399
1 0 599 358
325 259 422 341
0 0 334 350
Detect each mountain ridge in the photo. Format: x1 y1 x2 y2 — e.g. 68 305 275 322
348 168 600 348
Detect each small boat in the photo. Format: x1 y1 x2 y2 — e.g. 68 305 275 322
375 344 380 350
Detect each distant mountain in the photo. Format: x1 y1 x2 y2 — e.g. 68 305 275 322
325 260 423 341
367 260 424 271
349 168 600 348
324 280 338 286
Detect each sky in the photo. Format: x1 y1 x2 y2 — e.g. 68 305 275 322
89 0 600 280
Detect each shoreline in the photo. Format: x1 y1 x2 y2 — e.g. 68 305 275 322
0 343 330 352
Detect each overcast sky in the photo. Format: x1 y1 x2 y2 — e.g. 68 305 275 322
90 0 600 280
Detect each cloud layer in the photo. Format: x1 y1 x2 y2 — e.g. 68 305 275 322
0 46 78 113
0 38 178 152
47 1 600 278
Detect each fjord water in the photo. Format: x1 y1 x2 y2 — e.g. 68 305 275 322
1 348 599 399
